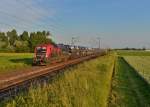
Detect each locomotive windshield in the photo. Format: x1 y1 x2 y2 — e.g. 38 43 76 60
36 47 46 53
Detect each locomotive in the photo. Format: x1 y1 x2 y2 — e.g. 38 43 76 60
33 44 61 65
33 43 105 65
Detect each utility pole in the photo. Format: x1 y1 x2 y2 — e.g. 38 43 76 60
97 37 101 49
71 37 79 46
71 37 75 46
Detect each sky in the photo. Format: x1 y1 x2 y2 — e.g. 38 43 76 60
0 0 150 48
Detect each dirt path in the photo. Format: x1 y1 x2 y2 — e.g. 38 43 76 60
108 57 150 107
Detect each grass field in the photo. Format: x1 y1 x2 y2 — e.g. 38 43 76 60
109 57 150 107
124 56 150 84
1 55 115 107
0 53 33 74
117 50 150 56
1 51 150 107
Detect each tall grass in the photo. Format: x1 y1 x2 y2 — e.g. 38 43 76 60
0 53 33 73
2 55 115 107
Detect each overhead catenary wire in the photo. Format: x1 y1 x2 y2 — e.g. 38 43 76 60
1 9 60 30
0 9 67 34
15 0 66 31
18 0 64 27
7 0 79 39
0 10 47 30
0 21 29 32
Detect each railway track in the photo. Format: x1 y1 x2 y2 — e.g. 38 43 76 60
0 54 100 101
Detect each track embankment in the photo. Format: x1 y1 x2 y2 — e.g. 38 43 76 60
0 55 99 101
108 57 150 107
1 54 115 107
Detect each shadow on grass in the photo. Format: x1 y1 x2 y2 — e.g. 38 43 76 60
9 58 33 65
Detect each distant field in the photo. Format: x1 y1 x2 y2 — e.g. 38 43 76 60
124 56 150 83
1 55 115 107
109 57 150 106
0 53 33 73
116 50 150 56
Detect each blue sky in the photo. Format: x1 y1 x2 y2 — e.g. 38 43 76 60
0 0 150 48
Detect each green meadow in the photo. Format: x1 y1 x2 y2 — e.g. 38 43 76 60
116 50 150 56
0 53 33 73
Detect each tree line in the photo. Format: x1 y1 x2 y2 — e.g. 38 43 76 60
114 47 146 50
0 29 55 52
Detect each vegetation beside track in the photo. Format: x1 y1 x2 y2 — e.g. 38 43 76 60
109 57 150 107
124 56 150 83
1 55 115 107
0 53 33 74
116 50 150 56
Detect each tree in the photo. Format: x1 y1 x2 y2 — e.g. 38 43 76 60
42 31 46 36
0 30 55 52
14 40 30 52
20 31 29 41
7 29 18 46
0 32 8 48
29 31 55 52
46 31 50 36
142 46 146 50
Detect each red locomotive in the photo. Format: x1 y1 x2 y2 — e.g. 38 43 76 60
33 44 61 65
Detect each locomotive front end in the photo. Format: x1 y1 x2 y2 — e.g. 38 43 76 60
33 46 47 65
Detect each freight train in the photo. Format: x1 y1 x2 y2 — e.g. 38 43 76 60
33 43 106 65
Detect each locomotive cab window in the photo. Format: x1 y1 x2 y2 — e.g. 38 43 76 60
36 47 46 53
